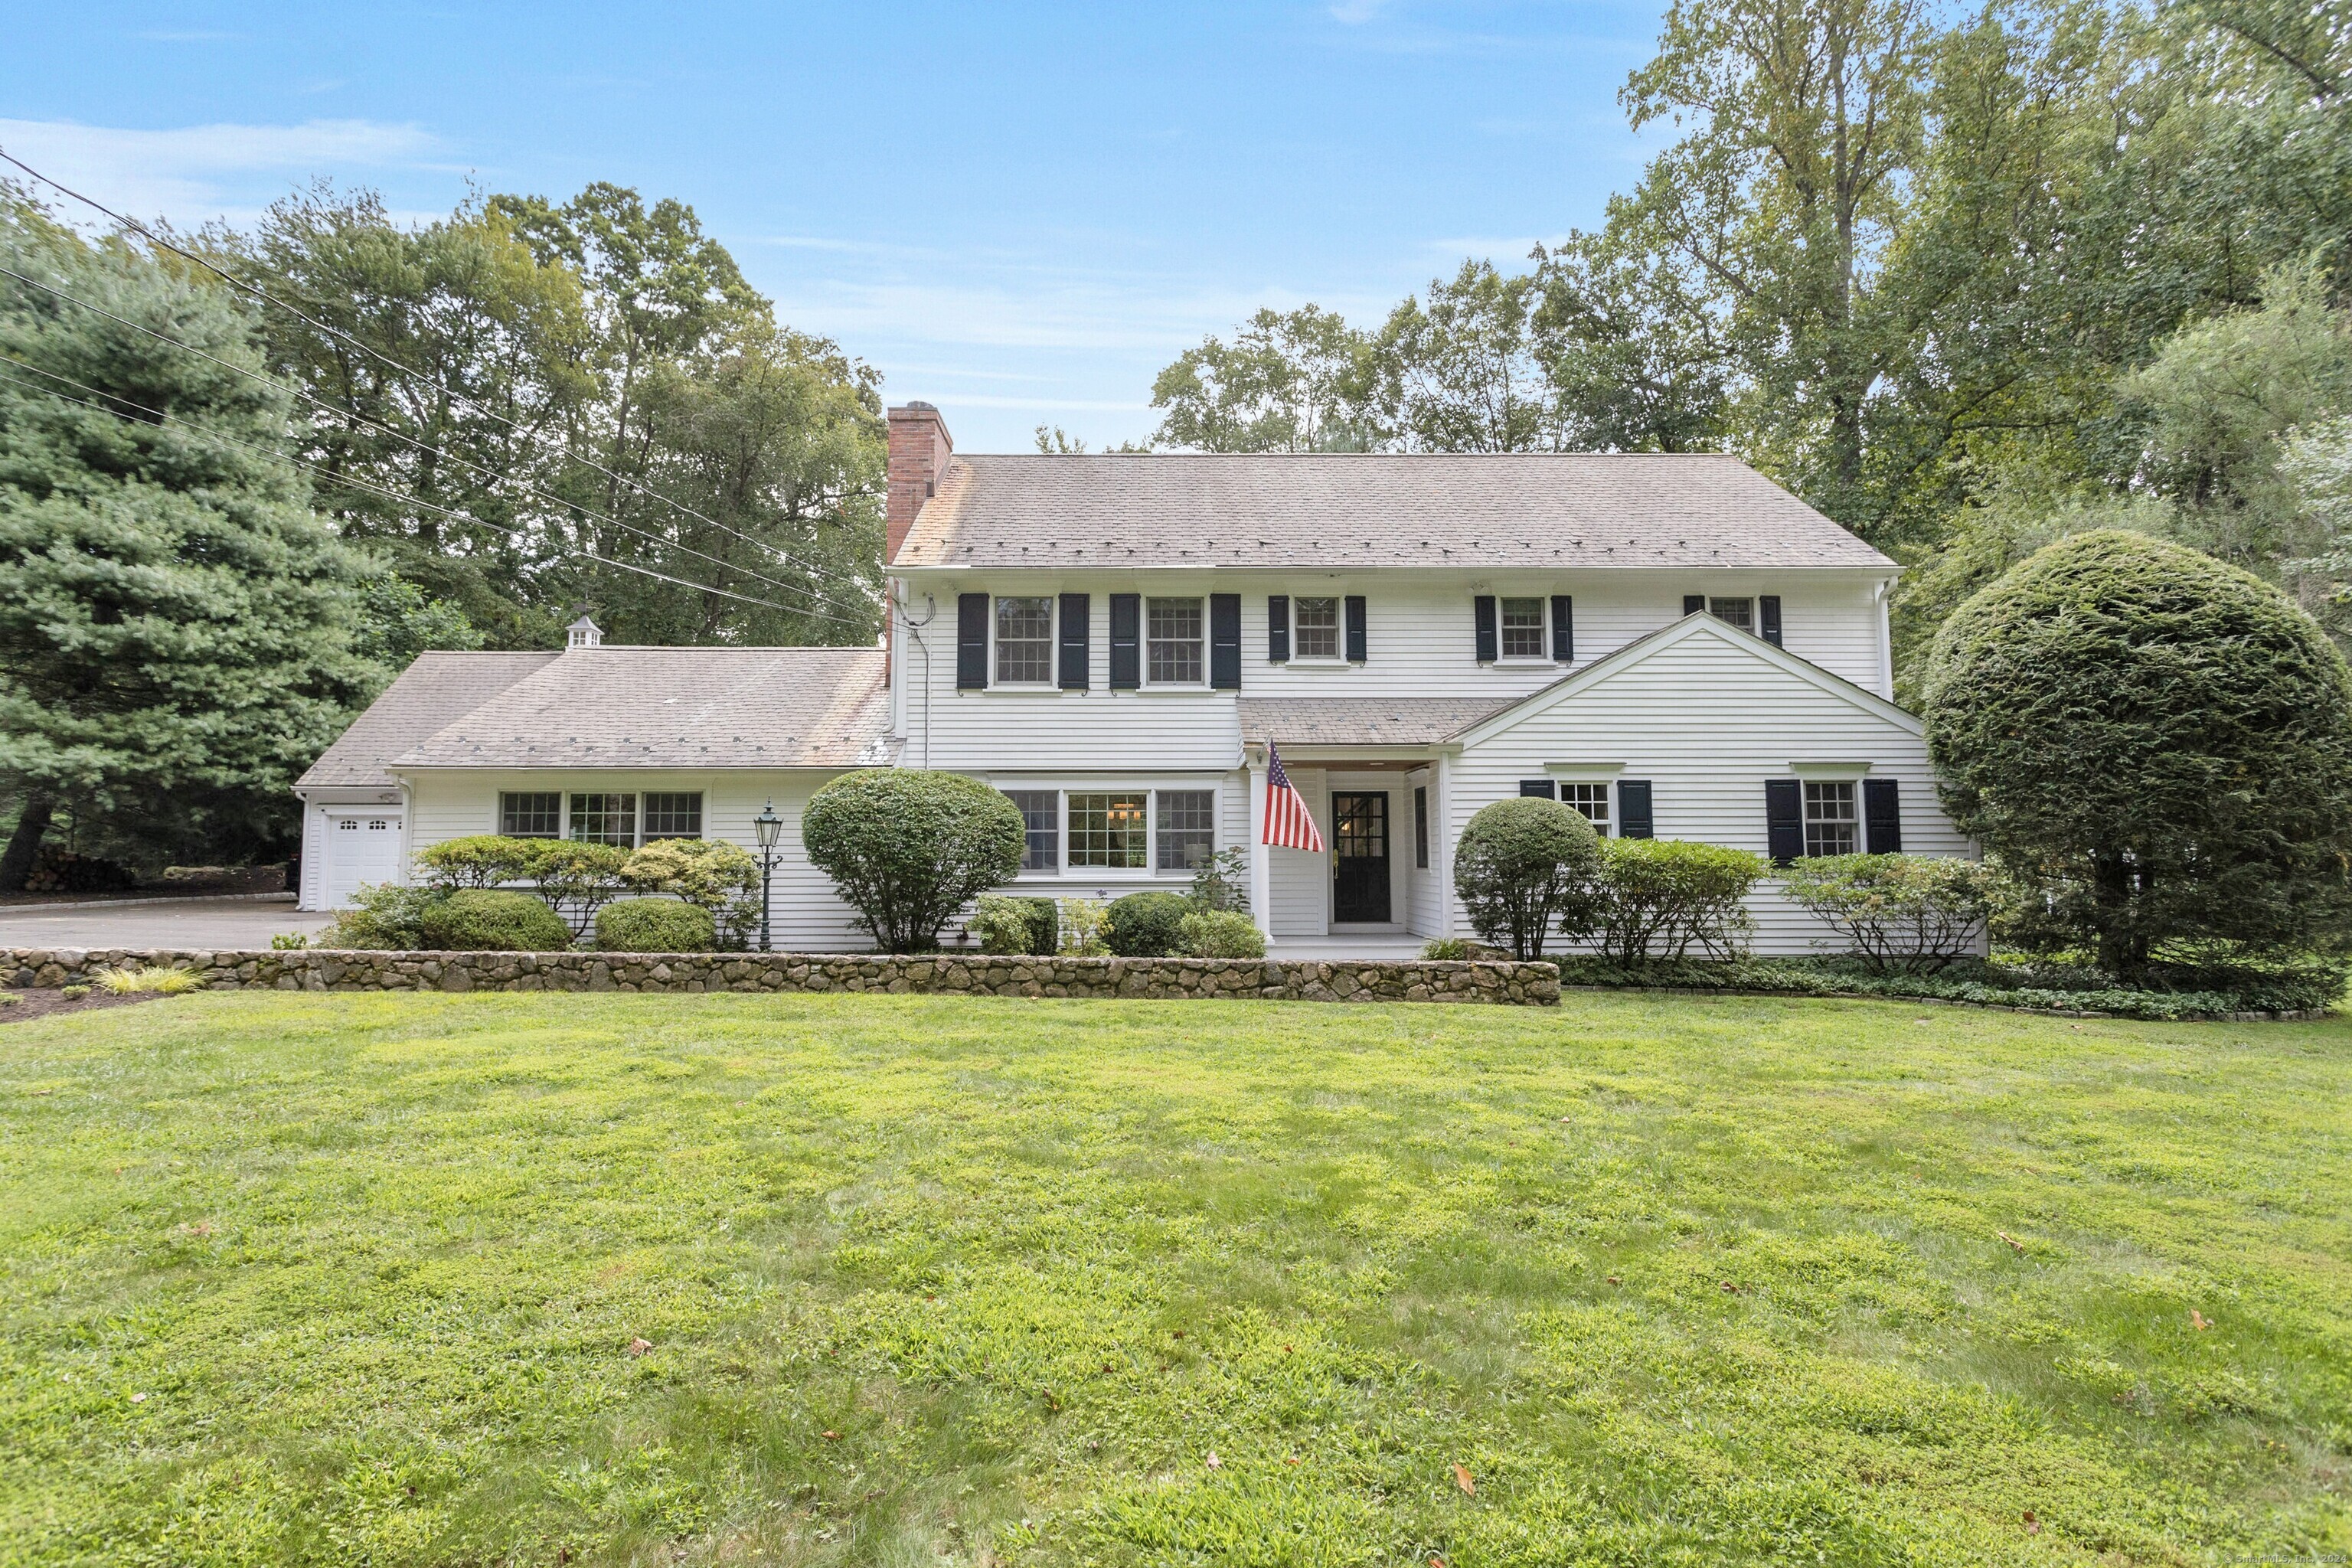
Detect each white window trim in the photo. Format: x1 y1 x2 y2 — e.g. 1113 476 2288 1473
1142 596 1209 691
991 782 1225 880
989 593 1059 690
1494 595 1550 663
1788 760 1872 779
494 787 706 849
1289 595 1346 664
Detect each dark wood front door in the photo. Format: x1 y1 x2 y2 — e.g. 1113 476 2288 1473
1331 791 1392 923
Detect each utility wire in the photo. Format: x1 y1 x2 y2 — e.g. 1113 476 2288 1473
0 361 812 616
0 143 852 583
0 259 863 626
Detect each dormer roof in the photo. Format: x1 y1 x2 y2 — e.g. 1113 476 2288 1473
890 452 1893 571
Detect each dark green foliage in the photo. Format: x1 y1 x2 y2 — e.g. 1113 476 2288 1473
593 898 716 953
0 199 377 883
1014 897 1058 956
1104 892 1196 958
802 770 1025 952
417 890 573 952
1595 839 1769 961
1176 908 1267 959
969 893 1054 956
1548 953 2344 1018
516 841 630 939
1923 530 2352 976
1452 797 1604 959
315 884 442 950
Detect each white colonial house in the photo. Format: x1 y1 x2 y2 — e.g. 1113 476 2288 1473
296 400 1968 954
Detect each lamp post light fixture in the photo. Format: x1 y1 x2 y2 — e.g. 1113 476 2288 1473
753 799 783 953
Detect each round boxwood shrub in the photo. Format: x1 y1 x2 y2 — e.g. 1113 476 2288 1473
595 898 717 952
1178 908 1266 959
1922 530 2352 978
1452 796 1603 959
1106 891 1196 956
802 770 1026 952
417 889 573 952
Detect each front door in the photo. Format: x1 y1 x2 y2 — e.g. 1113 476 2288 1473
1331 791 1392 923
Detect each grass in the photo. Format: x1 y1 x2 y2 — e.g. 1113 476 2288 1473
0 992 2347 1567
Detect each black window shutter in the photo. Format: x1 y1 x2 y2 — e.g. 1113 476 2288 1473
1210 593 1242 689
1864 777 1902 853
956 593 988 690
1759 594 1782 646
1474 595 1498 662
1550 595 1574 663
1518 779 1556 799
1267 594 1290 662
1344 595 1367 662
1765 779 1803 866
1684 594 1707 616
1058 593 1089 690
1617 779 1654 839
1109 593 1141 690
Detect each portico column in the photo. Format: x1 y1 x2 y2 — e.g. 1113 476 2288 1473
1432 749 1456 938
1246 750 1273 940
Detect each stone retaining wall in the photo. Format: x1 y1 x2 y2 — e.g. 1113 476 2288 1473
2 948 1560 1006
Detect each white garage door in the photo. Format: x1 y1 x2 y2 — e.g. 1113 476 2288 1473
324 813 403 908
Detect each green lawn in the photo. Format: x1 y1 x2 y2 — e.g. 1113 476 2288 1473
2 993 2347 1566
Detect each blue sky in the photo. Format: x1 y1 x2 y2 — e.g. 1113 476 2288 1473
2 2 1667 452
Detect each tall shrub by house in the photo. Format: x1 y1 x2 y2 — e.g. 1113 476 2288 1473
802 769 1025 952
1452 796 1603 960
1922 530 2352 978
1593 839 1765 962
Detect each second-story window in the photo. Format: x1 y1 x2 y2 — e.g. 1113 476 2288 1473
1147 597 1204 684
1710 597 1754 632
1293 596 1340 658
1500 597 1547 658
995 596 1054 684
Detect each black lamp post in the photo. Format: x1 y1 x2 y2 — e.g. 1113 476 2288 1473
753 799 782 953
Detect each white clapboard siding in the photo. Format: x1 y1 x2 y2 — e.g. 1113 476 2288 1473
403 769 872 952
900 569 1893 773
1444 619 1968 956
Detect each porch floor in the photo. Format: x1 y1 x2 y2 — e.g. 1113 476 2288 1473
1264 933 1432 961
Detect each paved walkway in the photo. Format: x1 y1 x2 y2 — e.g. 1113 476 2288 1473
0 897 332 951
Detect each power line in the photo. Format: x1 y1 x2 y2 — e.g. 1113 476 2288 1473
0 142 851 583
0 259 863 626
0 361 816 618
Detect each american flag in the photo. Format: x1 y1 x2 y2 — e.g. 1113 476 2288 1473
1261 743 1325 852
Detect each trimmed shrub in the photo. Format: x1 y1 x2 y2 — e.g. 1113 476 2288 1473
516 841 631 939
621 838 759 949
418 889 573 952
1779 853 1994 972
1178 909 1267 959
970 893 1042 955
803 770 1026 952
316 883 442 949
414 835 538 890
1420 937 1474 960
1106 891 1195 957
1595 839 1766 961
1059 898 1109 956
1452 796 1604 960
1923 529 2352 978
594 898 717 953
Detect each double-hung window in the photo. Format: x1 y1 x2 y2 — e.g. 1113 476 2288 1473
1560 783 1612 835
1499 596 1547 658
642 792 702 840
1146 598 1204 684
994 596 1054 684
1002 789 1060 871
1155 790 1216 871
1803 781 1858 857
1292 596 1341 659
1709 597 1754 632
500 792 564 838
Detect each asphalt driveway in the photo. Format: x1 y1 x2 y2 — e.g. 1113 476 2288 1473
0 897 334 952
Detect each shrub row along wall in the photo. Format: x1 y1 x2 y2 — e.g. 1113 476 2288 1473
2 948 1561 1006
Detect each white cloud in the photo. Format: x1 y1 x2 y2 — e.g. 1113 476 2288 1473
0 117 441 225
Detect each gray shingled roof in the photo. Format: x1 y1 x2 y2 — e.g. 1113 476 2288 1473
390 647 896 769
893 452 1893 570
1234 697 1515 749
299 652 557 790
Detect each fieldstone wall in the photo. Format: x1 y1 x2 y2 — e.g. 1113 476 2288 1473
2 948 1560 1006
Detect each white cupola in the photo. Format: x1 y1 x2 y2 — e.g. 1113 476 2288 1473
567 615 603 650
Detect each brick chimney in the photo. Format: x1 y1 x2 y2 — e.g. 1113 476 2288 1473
886 401 952 566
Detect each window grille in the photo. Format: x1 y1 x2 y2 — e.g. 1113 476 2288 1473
568 792 637 847
1155 790 1216 871
1499 597 1546 658
500 792 564 838
1293 596 1340 658
1803 781 1858 857
1560 783 1612 835
1145 598 1204 684
1002 789 1060 871
642 792 703 841
994 596 1054 684
1710 597 1754 632
1068 792 1148 867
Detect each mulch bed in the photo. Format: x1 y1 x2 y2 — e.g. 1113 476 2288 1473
0 989 172 1025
